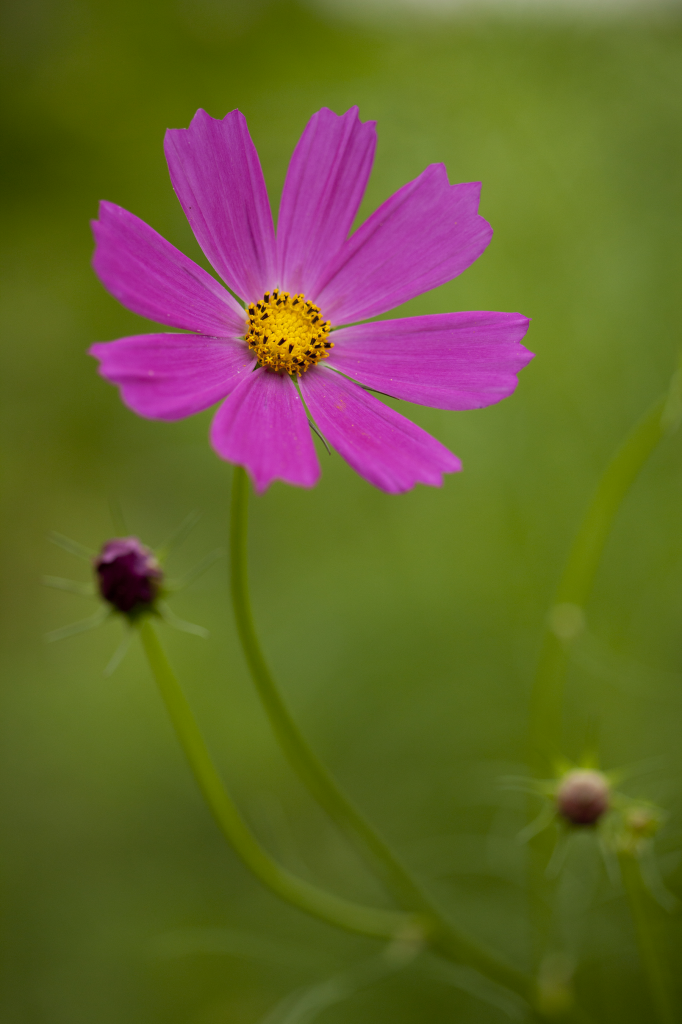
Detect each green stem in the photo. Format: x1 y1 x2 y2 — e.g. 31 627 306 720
529 393 670 771
229 465 422 907
229 466 536 1006
619 853 677 1024
138 618 415 940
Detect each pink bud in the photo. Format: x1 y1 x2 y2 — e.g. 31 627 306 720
556 769 609 826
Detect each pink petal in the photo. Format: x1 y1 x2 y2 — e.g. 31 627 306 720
89 334 255 420
276 107 376 298
300 367 460 494
164 109 276 303
327 311 532 409
314 166 492 324
92 202 245 335
210 369 319 493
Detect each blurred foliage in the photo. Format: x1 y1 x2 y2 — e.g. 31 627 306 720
1 0 681 1021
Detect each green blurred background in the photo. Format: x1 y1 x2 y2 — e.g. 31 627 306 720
1 0 681 1020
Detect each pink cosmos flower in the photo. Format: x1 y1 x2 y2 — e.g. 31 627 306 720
90 107 532 494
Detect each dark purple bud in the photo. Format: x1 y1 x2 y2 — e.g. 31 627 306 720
95 537 162 615
556 769 610 826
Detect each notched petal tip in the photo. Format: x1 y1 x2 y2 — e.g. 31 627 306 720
165 106 247 141
301 368 460 493
240 461 317 496
209 370 320 492
316 104 376 128
96 198 120 219
328 311 534 412
314 164 497 324
277 105 377 298
164 105 276 302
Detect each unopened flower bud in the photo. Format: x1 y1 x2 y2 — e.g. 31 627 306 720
556 769 609 826
622 804 658 837
617 803 661 854
95 537 162 616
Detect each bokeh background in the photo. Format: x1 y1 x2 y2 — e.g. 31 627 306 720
1 0 681 1020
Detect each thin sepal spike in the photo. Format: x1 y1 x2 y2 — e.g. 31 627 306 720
45 606 111 642
638 846 679 913
165 549 224 592
156 511 202 561
545 829 571 879
104 629 134 677
552 754 575 778
498 775 548 796
307 418 331 456
291 376 331 455
608 754 670 788
49 531 97 561
580 747 601 771
108 495 129 535
43 575 96 597
360 385 402 402
258 942 416 1024
157 601 209 638
516 803 556 845
420 957 529 1022
326 366 400 403
598 836 621 887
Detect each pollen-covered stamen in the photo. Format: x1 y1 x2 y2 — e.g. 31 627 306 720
245 289 333 375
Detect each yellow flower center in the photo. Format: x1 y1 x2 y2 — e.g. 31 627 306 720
245 290 333 376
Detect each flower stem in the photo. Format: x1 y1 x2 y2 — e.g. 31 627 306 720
529 391 671 771
138 617 415 941
619 852 678 1024
229 467 536 1006
229 466 423 907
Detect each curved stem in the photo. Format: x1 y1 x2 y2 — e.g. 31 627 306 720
230 466 422 908
619 853 678 1024
529 393 670 771
138 618 415 941
229 467 536 1006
